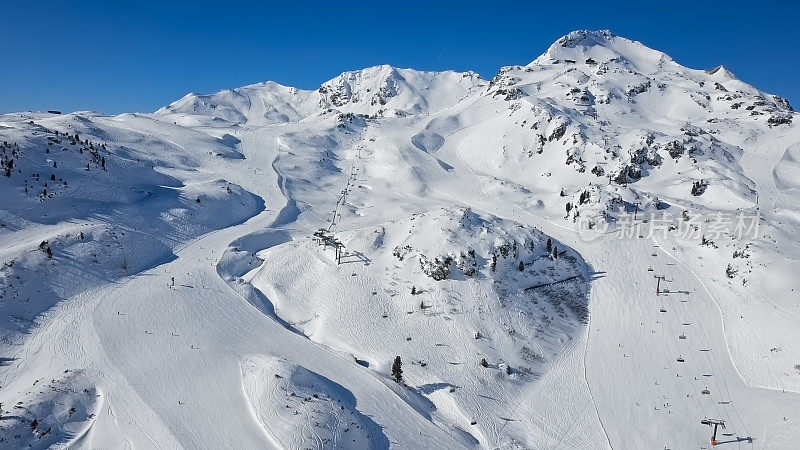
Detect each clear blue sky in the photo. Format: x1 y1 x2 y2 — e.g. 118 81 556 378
3 1 798 114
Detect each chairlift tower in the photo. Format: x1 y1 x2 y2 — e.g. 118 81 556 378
654 275 666 294
700 419 725 446
333 240 344 265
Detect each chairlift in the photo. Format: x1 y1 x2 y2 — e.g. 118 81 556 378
701 388 711 395
677 356 685 363
679 334 686 340
647 267 654 272
652 252 657 257
660 308 667 313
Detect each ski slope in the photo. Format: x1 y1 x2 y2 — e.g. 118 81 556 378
1 30 800 449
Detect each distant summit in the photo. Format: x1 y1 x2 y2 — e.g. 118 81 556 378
531 29 674 73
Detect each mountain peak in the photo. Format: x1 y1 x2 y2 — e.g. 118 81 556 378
705 65 738 81
555 29 617 48
531 30 673 73
318 65 485 115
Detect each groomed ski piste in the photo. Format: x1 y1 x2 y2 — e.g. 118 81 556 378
1 30 800 448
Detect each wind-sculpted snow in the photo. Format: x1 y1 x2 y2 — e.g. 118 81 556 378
0 370 100 448
774 143 800 191
0 113 263 342
240 356 388 449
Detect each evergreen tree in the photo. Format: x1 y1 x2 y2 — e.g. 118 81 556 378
518 260 525 271
546 238 552 253
391 356 403 383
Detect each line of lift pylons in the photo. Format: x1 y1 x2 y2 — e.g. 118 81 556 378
650 251 731 447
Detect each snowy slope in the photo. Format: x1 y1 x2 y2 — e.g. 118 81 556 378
2 30 800 449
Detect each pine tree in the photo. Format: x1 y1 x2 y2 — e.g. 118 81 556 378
411 286 416 295
391 356 403 383
552 245 558 259
546 238 552 253
518 260 525 271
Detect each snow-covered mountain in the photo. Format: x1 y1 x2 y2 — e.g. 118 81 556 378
156 65 485 127
2 30 799 449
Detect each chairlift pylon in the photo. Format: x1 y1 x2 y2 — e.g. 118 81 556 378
701 418 725 446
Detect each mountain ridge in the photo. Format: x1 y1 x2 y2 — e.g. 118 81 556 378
153 30 792 128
